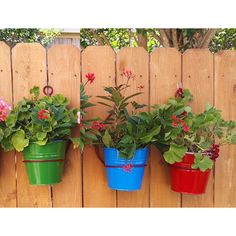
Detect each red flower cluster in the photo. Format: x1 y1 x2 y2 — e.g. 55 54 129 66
171 115 190 132
38 109 49 120
204 144 220 161
85 73 95 84
91 121 105 131
121 69 135 80
175 88 184 98
123 164 133 172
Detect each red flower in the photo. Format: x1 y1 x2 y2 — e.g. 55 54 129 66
121 69 135 80
123 164 133 172
204 144 220 161
85 73 95 84
91 121 105 131
172 122 178 127
175 88 184 98
183 125 190 132
38 109 49 120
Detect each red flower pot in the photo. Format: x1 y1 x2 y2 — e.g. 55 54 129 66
170 153 211 194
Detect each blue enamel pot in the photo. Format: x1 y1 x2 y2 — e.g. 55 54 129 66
104 147 149 191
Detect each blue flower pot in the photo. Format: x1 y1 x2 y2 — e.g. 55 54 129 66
104 147 149 191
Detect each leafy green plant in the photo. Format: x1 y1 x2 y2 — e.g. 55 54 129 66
1 86 79 152
96 69 161 159
75 73 100 151
152 88 236 171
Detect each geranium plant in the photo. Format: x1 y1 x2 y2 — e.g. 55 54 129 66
0 99 12 143
152 88 236 171
1 86 79 152
96 69 161 159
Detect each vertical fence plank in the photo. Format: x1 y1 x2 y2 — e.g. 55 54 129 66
12 43 51 207
0 42 16 207
48 45 82 207
215 51 236 207
82 46 116 207
182 49 214 207
116 47 149 207
150 48 181 207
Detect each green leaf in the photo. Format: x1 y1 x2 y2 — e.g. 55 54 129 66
30 86 40 99
11 130 29 152
102 130 113 147
192 154 213 171
36 138 48 146
163 144 187 164
36 132 47 141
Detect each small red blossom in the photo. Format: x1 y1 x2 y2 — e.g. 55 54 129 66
171 115 189 132
183 125 190 132
123 164 133 172
204 144 220 161
121 69 135 80
172 122 178 127
175 88 184 98
180 111 187 116
85 73 95 84
38 109 49 120
91 121 105 131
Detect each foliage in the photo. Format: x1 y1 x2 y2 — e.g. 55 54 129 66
96 70 160 159
151 89 236 171
80 28 236 53
210 28 236 52
0 28 60 47
76 75 100 151
1 86 79 152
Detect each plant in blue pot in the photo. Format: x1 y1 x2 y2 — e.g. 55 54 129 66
95 69 161 191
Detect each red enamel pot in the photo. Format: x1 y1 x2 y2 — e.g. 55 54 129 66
170 153 211 194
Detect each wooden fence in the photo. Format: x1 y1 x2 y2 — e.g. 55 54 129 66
0 42 236 207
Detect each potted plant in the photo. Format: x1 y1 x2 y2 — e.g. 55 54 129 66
1 86 80 185
152 88 236 194
95 70 161 191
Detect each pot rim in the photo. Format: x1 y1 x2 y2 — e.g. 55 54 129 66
103 146 149 151
29 139 68 145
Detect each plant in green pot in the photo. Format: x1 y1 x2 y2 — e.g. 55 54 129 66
1 86 80 185
95 70 161 191
152 88 236 194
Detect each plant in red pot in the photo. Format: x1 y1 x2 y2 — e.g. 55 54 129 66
152 88 236 194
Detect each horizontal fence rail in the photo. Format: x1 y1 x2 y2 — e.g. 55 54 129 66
0 42 235 207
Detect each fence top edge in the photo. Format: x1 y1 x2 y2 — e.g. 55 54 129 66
182 48 212 56
214 50 236 57
150 47 180 56
48 44 81 52
11 42 46 52
0 41 10 49
82 45 115 56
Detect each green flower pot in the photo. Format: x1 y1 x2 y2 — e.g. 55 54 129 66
23 140 67 185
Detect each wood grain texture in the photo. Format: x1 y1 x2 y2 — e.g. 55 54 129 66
150 48 181 207
116 47 149 207
182 49 214 207
12 43 51 207
0 42 16 207
48 45 82 207
214 51 236 207
82 46 116 207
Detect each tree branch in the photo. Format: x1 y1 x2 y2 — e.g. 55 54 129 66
150 32 163 45
89 29 105 46
171 29 179 49
198 29 218 48
159 29 171 47
137 32 147 50
100 32 112 47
